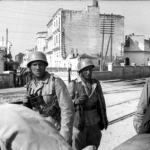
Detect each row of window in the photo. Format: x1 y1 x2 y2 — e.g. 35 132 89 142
48 14 61 35
53 33 60 45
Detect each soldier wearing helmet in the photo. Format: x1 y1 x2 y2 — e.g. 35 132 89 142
68 58 108 150
23 51 75 145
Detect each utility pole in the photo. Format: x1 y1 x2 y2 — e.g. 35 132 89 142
110 13 113 62
100 14 105 71
100 14 115 71
6 28 8 70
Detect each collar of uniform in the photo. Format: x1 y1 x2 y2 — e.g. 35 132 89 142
31 72 50 84
40 72 50 84
77 76 97 97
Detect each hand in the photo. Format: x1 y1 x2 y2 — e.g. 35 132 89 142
74 95 87 105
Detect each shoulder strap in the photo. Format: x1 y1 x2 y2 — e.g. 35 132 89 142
49 73 56 96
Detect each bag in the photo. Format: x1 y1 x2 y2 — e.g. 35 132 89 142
74 106 85 131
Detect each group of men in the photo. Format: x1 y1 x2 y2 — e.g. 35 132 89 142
1 50 150 150
0 51 108 150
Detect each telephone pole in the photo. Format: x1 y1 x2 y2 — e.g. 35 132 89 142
100 14 115 71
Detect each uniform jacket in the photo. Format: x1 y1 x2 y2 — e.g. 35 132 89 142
68 78 108 130
133 78 150 133
25 72 75 143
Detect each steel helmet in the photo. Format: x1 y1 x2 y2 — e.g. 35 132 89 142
27 51 48 67
77 59 95 73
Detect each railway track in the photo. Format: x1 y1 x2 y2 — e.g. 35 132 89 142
108 111 136 125
107 98 139 108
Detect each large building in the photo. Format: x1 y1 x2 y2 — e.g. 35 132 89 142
36 31 48 52
124 33 150 66
45 0 124 68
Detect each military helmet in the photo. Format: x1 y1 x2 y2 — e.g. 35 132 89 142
77 59 95 73
27 51 48 67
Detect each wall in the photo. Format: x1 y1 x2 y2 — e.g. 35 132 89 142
92 66 150 80
62 8 124 58
0 50 4 73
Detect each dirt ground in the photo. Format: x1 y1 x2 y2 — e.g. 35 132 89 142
99 116 136 150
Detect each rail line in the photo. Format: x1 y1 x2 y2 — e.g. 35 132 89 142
107 98 139 108
108 111 136 125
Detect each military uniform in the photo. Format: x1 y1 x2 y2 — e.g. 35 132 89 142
134 78 150 133
68 77 108 150
24 72 75 144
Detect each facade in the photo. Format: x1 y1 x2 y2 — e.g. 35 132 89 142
45 1 124 69
36 32 47 52
15 53 24 66
124 33 150 66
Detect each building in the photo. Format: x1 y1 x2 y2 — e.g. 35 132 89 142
15 53 24 66
0 50 5 73
45 0 124 69
124 33 150 66
20 48 35 68
36 31 48 52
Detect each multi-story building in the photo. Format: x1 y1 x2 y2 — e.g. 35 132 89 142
124 33 150 66
45 0 124 69
36 31 47 52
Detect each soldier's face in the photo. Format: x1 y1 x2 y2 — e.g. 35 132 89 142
80 66 93 80
30 61 46 78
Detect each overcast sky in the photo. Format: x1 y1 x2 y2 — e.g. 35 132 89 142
0 1 150 59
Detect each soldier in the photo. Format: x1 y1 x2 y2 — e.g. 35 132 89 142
134 78 150 133
68 59 108 150
16 66 22 87
23 51 74 145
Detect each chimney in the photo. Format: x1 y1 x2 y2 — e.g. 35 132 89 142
93 0 98 7
74 49 78 57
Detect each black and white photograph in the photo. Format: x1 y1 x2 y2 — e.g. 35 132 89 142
0 0 150 150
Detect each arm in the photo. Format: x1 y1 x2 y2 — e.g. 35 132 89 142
133 79 150 133
96 79 108 130
55 78 75 143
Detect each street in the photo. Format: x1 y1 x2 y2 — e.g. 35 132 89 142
0 72 147 150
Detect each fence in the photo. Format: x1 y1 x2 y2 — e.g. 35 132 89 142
92 66 150 80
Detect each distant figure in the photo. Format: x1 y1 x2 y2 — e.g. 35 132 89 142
25 69 32 90
16 66 22 87
134 78 150 133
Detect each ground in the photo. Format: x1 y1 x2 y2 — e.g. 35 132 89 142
0 72 147 150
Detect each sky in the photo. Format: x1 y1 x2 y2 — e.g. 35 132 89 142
0 1 150 59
